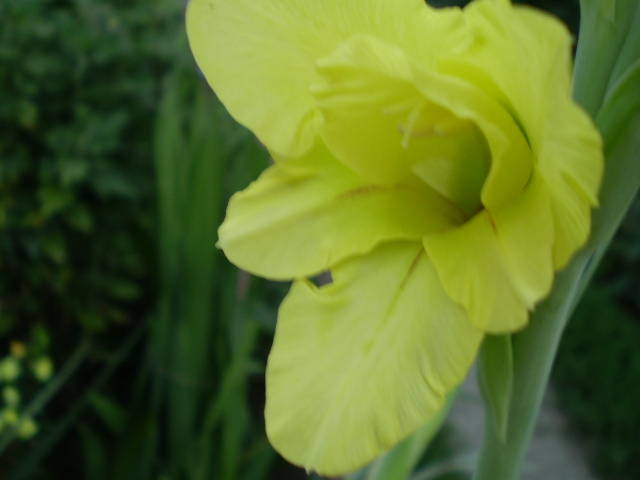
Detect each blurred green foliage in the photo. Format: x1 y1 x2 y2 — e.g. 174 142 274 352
0 0 183 334
0 0 637 479
553 201 640 480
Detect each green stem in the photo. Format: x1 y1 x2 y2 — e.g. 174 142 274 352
474 2 640 479
473 253 589 480
474 116 639 480
474 122 639 478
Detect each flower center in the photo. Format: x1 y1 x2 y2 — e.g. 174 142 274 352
393 99 491 217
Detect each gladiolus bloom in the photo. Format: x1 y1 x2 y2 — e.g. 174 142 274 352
187 0 603 474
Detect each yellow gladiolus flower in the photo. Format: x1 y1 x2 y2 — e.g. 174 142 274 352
187 0 603 474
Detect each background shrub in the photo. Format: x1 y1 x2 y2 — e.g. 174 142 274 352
0 0 182 337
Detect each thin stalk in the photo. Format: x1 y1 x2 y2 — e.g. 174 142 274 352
474 119 640 480
8 324 145 480
0 337 92 452
474 3 640 479
473 254 589 479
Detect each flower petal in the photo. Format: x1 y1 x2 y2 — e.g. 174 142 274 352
540 99 603 268
424 176 555 333
265 242 482 475
314 33 530 211
218 146 462 280
313 34 492 215
442 0 603 267
442 0 573 148
186 0 466 157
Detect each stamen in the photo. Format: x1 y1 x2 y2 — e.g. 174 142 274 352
434 115 467 135
400 100 425 149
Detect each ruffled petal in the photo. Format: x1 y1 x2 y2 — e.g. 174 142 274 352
443 0 603 266
442 0 573 148
265 242 482 475
314 33 530 211
218 146 462 280
187 0 467 157
539 99 603 268
424 176 555 333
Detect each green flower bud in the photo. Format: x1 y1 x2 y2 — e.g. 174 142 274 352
17 416 38 439
0 357 21 382
2 408 18 425
2 386 20 407
31 356 53 382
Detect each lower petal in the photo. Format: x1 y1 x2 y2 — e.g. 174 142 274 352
265 242 482 475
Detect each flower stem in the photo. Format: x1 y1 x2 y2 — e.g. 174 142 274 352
474 2 640 478
473 253 589 480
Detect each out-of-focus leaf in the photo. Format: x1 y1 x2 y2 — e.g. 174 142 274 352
66 205 93 233
59 159 89 186
112 412 158 480
78 425 108 480
598 59 640 145
38 187 72 218
478 334 513 442
88 393 127 434
600 0 616 20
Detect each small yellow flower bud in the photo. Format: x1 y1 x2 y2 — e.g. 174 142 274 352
2 408 18 425
31 357 53 382
2 386 20 407
9 341 27 359
0 357 21 382
17 416 38 439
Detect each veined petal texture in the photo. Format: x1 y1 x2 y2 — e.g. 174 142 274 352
265 242 482 475
186 0 469 157
218 146 463 280
443 0 603 266
424 176 555 333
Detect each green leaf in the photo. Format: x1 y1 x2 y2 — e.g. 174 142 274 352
78 425 108 480
88 393 127 434
600 0 616 20
66 205 94 233
473 3 640 478
38 186 73 218
598 58 640 145
574 0 639 116
112 412 158 480
58 158 89 186
478 334 513 443
607 3 640 84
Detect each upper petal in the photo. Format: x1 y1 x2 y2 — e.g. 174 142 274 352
442 0 603 267
442 0 574 150
186 0 468 157
313 34 492 217
218 145 462 280
265 242 482 475
539 98 603 268
314 33 530 211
